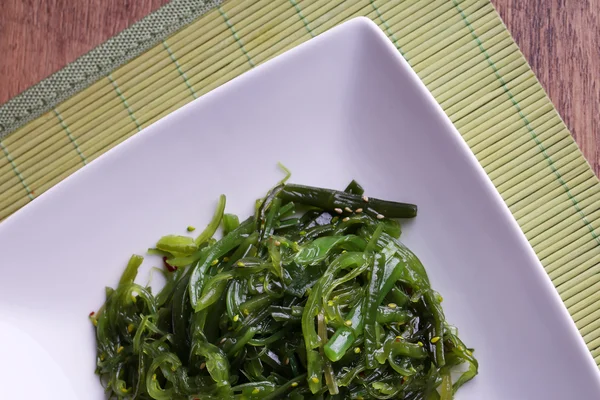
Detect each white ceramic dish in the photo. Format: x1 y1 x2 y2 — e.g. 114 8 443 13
1 18 599 400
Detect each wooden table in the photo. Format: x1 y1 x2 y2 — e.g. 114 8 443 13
1 1 598 174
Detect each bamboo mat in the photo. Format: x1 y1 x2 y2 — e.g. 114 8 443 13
1 0 600 365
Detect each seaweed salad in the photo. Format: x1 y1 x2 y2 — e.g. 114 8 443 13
90 177 477 399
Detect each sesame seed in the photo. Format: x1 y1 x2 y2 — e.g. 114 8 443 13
362 195 369 202
417 341 424 347
274 240 281 246
376 214 385 219
344 207 353 213
233 315 239 322
291 382 299 387
345 320 353 327
311 377 320 384
355 208 363 213
117 346 124 354
334 208 343 214
237 261 245 267
388 303 397 309
354 347 361 354
431 336 440 344
342 217 350 222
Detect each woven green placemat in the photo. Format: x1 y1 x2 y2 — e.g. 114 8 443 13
1 0 599 365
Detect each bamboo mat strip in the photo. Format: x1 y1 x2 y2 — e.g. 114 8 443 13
1 0 600 365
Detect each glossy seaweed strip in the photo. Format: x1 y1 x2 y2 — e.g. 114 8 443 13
91 181 476 399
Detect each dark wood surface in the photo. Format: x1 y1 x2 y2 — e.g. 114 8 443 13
0 0 169 103
491 0 600 175
1 0 598 174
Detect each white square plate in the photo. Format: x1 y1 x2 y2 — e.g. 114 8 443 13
1 18 599 400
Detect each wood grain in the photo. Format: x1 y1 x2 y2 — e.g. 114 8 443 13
0 0 169 104
0 0 598 174
490 0 600 175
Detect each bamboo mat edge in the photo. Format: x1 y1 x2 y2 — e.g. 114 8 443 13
0 0 223 139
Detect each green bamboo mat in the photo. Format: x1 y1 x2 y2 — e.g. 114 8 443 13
1 0 600 365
